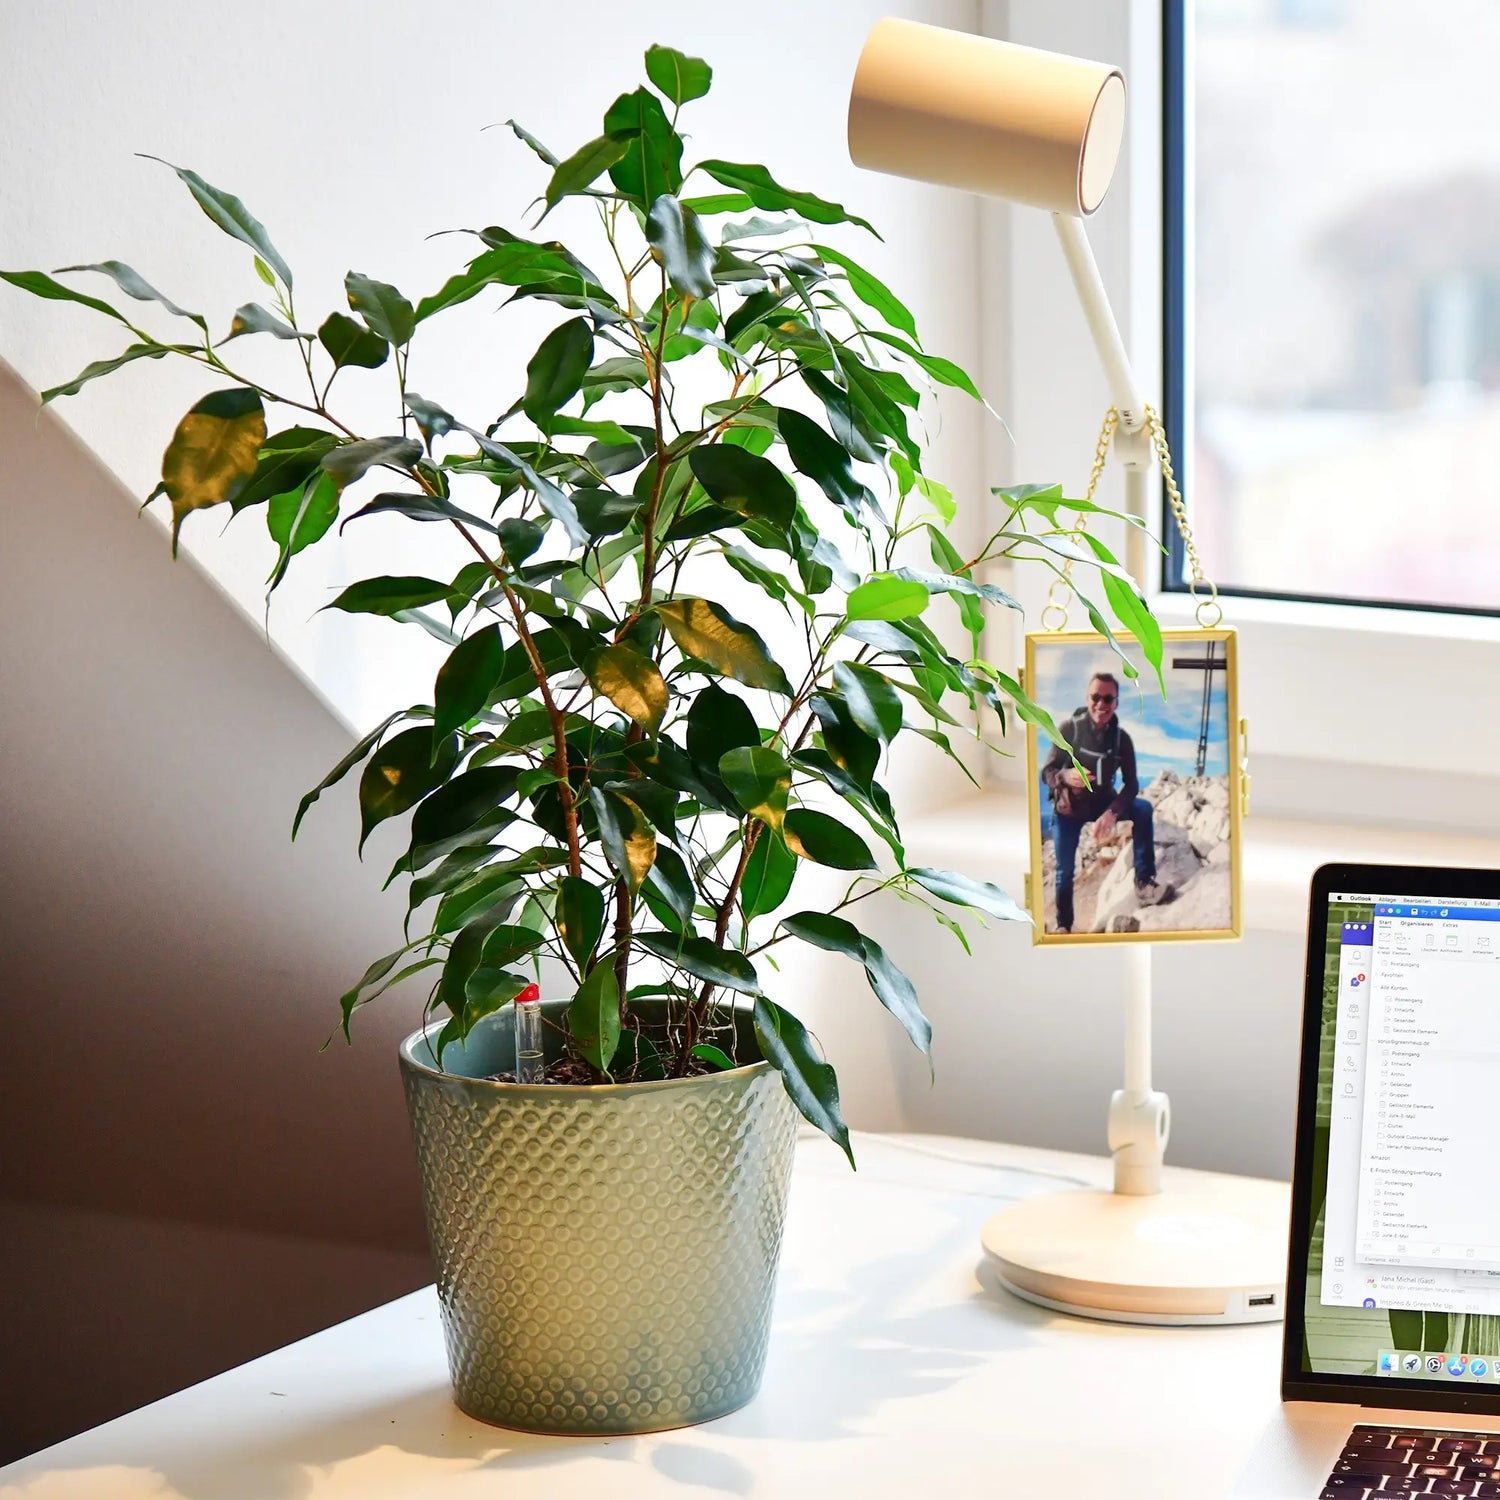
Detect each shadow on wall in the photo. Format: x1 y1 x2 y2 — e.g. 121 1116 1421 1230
0 361 437 1460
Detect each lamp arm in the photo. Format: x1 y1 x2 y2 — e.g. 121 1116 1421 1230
1050 212 1153 583
1051 213 1147 432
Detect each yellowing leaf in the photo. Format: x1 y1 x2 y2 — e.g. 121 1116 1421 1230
656 598 792 694
586 644 668 731
160 387 266 554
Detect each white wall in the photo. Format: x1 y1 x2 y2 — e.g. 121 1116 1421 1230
0 0 985 753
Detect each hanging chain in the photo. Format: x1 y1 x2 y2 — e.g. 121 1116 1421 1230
1143 403 1221 628
1040 407 1117 631
1041 402 1222 632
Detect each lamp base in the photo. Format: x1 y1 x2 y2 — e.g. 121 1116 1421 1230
981 1175 1291 1326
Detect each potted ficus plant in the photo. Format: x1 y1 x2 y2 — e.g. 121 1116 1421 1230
4 43 1163 1435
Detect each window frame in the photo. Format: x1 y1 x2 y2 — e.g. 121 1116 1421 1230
996 0 1500 808
1159 0 1500 623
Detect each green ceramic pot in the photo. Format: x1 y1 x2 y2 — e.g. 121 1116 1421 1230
399 999 798 1434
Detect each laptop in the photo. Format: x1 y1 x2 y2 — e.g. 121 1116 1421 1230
1233 862 1500 1497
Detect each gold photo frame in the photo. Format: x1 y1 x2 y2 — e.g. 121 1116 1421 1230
1024 628 1245 946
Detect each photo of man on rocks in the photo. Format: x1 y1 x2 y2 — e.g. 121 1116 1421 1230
1041 670 1171 933
1029 634 1237 939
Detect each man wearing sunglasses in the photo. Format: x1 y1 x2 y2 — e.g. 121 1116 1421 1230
1042 670 1172 933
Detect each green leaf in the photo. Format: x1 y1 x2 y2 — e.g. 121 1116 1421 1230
644 845 696 930
232 427 339 512
571 960 622 1075
465 429 587 547
1081 533 1166 692
409 766 520 853
151 160 294 287
833 662 903 744
318 311 388 370
783 809 877 871
719 748 790 832
781 911 931 1060
337 943 438 1040
225 302 305 341
159 387 266 555
800 367 882 465
753 997 852 1165
834 349 917 464
415 238 607 323
657 598 792 694
862 329 984 403
687 445 796 529
325 575 457 616
807 243 917 341
586 643 668 732
590 787 657 895
697 160 876 236
0 268 136 328
644 195 715 300
522 316 593 426
636 932 759 994
558 876 606 968
358 726 459 850
810 692 879 790
691 1043 736 1071
846 575 930 623
741 832 796 918
404 392 458 446
686 683 759 797
682 193 754 215
293 708 410 838
544 134 630 211
497 517 545 565
39 341 171 404
908 867 1030 924
477 923 546 970
603 88 683 208
344 271 414 347
321 435 423 486
432 867 526 936
408 844 505 910
342 490 497 535
266 471 339 586
433 625 507 746
462 966 532 1031
644 44 712 105
55 259 206 330
436 923 489 1020
505 118 559 167
777 408 868 517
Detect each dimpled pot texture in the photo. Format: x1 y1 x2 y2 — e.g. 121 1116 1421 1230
399 999 799 1434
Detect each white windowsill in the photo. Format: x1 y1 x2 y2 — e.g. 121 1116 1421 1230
1149 588 1500 647
905 790 1500 936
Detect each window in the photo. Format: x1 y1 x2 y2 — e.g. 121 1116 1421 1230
1164 0 1500 616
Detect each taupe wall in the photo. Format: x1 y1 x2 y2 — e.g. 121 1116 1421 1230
0 362 434 1458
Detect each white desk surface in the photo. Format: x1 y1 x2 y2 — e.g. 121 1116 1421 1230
0 1133 1286 1499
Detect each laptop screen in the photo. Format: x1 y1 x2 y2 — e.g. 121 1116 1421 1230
1304 886 1500 1386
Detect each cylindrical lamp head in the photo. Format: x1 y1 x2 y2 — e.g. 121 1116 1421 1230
848 17 1126 217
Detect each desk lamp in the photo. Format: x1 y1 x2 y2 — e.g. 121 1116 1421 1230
849 17 1288 1325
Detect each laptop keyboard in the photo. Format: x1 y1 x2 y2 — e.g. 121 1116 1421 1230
1323 1425 1500 1497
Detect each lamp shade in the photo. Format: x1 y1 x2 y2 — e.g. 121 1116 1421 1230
847 17 1126 218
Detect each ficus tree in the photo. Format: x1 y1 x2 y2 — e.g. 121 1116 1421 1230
3 44 1162 1162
